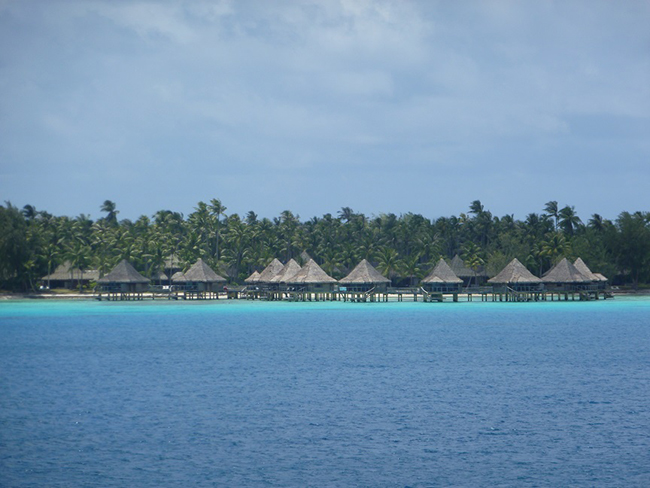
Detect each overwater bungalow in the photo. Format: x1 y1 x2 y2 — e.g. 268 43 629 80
574 258 609 290
449 254 488 287
593 272 609 284
421 258 463 298
163 254 182 284
488 258 543 300
244 270 261 284
171 271 186 285
256 258 284 284
270 259 302 287
543 258 592 289
150 270 169 287
542 258 596 300
96 260 149 300
339 259 390 294
41 261 99 290
260 259 303 300
572 257 599 281
178 258 226 299
286 259 337 299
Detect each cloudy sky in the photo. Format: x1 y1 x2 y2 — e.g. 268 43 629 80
1 0 648 222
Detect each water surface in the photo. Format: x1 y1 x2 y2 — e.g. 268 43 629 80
1 298 649 486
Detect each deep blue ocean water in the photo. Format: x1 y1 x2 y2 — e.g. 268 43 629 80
1 298 649 487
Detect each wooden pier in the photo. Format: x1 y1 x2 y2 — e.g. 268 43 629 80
217 285 612 303
94 283 612 303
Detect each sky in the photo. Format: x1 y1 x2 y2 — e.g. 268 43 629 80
1 0 649 222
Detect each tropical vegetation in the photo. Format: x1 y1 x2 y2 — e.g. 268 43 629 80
1 199 649 291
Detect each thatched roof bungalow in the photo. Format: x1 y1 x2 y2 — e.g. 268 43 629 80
171 271 187 283
257 258 284 284
449 254 488 286
41 261 100 289
183 258 226 292
270 259 302 286
574 258 608 288
572 258 599 281
421 258 463 293
488 258 542 291
542 258 592 291
286 259 337 292
150 270 168 286
97 260 149 292
339 259 390 292
244 270 261 284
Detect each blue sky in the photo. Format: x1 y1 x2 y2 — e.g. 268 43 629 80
1 0 648 222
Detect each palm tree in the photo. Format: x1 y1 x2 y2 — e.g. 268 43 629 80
338 207 355 223
559 205 582 236
223 217 249 280
544 201 559 231
22 259 39 292
376 247 399 285
22 204 37 221
100 200 119 226
588 213 606 232
209 199 227 260
400 253 421 286
66 240 91 292
541 233 570 268
320 246 342 277
41 239 62 290
279 210 300 261
527 242 546 277
613 211 650 289
245 211 258 225
461 242 484 287
357 231 378 261
469 200 484 215
339 241 358 273
473 210 493 247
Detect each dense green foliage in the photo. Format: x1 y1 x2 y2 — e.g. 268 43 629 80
1 199 649 291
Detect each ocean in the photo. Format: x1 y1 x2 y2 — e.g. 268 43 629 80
1 298 649 487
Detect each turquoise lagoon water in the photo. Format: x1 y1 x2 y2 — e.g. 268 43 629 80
1 298 649 487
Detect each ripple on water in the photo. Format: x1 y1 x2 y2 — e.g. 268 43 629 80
1 298 649 487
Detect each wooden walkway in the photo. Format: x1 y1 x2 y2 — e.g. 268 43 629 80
95 285 613 303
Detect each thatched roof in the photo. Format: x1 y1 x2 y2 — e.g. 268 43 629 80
97 260 149 284
339 259 390 284
171 271 187 282
488 258 541 284
42 261 100 281
573 258 600 281
151 270 168 281
164 254 182 269
422 258 463 284
593 272 608 282
286 259 337 284
449 254 487 278
183 258 226 283
270 259 302 283
257 258 284 283
542 258 592 283
244 270 261 283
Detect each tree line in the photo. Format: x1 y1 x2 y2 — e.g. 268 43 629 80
1 199 649 291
